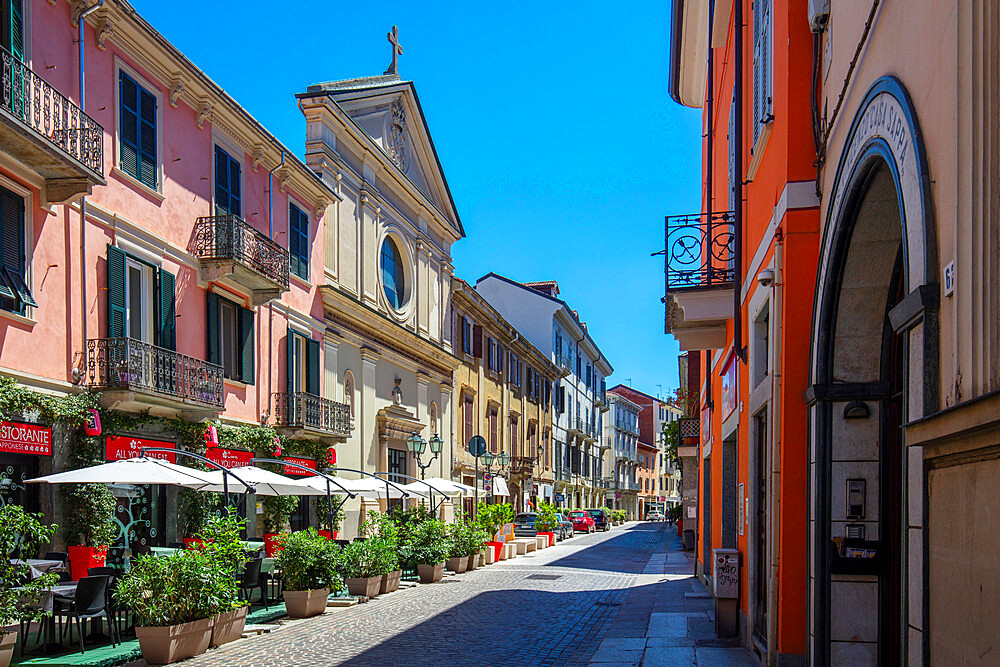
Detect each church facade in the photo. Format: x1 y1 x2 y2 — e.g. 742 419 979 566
297 70 464 532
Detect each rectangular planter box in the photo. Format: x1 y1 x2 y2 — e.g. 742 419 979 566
417 562 445 583
210 606 248 648
283 588 329 618
446 556 468 573
379 570 402 594
345 576 381 598
466 553 480 570
135 617 213 665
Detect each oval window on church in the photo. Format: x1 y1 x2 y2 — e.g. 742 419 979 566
380 237 405 310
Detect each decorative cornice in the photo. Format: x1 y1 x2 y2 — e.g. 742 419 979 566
168 79 184 108
95 18 113 50
196 101 212 129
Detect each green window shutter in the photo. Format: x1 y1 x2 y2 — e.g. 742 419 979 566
107 246 126 338
9 0 23 61
157 268 175 350
119 73 139 181
238 306 254 384
206 292 219 365
286 328 295 394
138 87 157 189
305 337 320 396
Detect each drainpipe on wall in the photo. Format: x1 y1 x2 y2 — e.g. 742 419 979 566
76 0 103 381
766 228 784 667
262 151 285 423
733 0 745 364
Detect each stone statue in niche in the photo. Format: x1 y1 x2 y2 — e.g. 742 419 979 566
388 99 408 172
392 378 403 406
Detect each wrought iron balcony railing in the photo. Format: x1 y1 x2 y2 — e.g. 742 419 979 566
273 392 351 438
195 215 290 291
87 338 223 409
509 455 535 475
663 211 735 291
1 47 103 174
560 355 573 372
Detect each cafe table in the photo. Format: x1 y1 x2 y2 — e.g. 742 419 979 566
9 559 65 579
16 582 78 654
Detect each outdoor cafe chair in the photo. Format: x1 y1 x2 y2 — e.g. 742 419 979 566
239 558 268 610
57 575 119 653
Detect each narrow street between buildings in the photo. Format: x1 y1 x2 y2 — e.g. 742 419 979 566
181 523 753 667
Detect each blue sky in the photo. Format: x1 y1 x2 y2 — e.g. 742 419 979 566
131 1 702 397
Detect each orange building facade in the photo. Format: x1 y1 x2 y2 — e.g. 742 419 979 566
667 0 818 662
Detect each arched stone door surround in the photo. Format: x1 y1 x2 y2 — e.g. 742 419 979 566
807 76 938 665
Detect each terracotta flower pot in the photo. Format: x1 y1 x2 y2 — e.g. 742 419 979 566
209 606 248 648
68 545 107 581
379 570 402 594
264 533 284 557
283 588 329 618
135 617 213 665
345 576 381 598
465 553 480 570
446 556 468 573
0 631 15 667
417 562 445 583
537 531 556 547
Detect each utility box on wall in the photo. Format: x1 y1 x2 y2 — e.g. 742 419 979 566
712 548 740 638
713 548 740 598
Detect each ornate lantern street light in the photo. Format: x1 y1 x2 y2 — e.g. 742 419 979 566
407 432 443 479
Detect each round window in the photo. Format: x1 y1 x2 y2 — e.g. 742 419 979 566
380 237 405 309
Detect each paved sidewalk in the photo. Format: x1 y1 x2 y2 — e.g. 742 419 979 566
588 528 755 666
174 522 753 666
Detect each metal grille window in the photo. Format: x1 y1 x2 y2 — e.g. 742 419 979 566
289 204 310 280
752 0 774 148
119 71 157 189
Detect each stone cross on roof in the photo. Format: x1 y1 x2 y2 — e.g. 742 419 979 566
384 25 403 75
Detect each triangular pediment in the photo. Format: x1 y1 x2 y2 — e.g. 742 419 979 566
305 76 462 237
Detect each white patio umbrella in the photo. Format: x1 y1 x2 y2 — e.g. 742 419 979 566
198 466 326 497
27 457 220 488
300 475 379 498
416 477 474 496
346 477 417 499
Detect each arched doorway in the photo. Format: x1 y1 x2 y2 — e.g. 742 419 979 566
808 77 938 664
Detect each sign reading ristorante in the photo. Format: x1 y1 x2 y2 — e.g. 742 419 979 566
0 421 52 455
106 435 176 462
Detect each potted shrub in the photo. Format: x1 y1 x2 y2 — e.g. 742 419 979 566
476 502 513 563
275 528 341 618
196 514 249 648
361 511 401 594
62 483 116 580
0 506 58 667
115 550 218 664
261 495 298 557
403 519 450 583
535 502 559 547
336 540 383 599
465 522 488 570
318 504 345 540
445 521 469 574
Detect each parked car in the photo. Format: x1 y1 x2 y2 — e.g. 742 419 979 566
646 511 665 522
513 512 538 537
585 508 611 531
555 513 574 541
568 510 596 533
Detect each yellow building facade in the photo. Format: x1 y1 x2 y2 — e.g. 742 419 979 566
450 279 558 515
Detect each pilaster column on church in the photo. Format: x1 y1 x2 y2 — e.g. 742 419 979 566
416 238 429 334
360 347 380 479
359 183 379 306
440 383 454 480
412 372 430 478
440 260 454 348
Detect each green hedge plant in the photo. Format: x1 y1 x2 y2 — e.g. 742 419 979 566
62 483 116 547
0 506 59 625
399 519 450 568
194 514 247 612
275 529 342 592
115 550 221 627
475 502 513 541
535 501 558 532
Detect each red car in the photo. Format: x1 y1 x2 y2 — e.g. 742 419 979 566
568 510 596 533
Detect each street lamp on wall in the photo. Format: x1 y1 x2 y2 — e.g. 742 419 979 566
407 432 443 480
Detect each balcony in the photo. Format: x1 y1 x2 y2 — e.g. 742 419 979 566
273 392 352 440
556 468 572 483
559 354 572 375
567 418 582 436
679 416 700 444
0 47 105 204
509 455 535 476
87 338 223 416
662 211 735 350
196 215 290 305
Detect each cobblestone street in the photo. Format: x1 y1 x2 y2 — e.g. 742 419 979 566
180 523 753 666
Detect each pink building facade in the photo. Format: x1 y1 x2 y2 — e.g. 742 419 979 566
0 0 351 545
